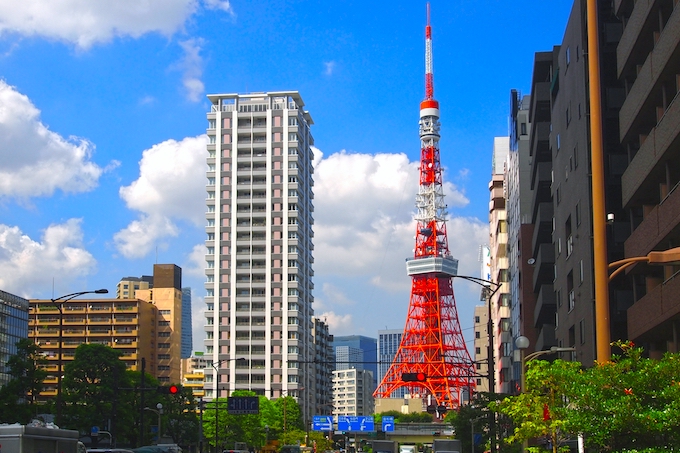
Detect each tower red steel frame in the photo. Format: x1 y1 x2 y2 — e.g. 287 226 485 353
373 4 475 408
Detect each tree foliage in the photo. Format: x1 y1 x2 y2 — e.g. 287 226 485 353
493 342 680 452
61 344 133 438
0 339 48 424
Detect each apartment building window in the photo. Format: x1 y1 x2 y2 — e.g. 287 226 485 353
579 319 586 344
565 46 570 67
566 216 573 257
158 321 170 326
568 272 575 313
520 123 527 135
158 354 170 360
556 289 562 308
579 260 584 284
475 331 481 339
475 347 481 354
158 343 170 349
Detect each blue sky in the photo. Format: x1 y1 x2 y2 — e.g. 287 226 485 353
0 0 573 352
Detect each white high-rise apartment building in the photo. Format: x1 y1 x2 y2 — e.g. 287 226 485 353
204 92 315 419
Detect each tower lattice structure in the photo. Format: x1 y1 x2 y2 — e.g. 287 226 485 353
373 4 475 409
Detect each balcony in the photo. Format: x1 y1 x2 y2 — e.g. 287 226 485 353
616 0 656 78
533 243 555 293
624 183 680 258
627 269 680 341
534 284 557 327
619 5 680 142
621 89 680 208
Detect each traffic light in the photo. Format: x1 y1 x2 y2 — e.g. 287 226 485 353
401 372 427 382
157 384 182 394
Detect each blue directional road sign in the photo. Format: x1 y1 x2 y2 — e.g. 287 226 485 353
312 415 334 431
337 416 375 432
381 416 395 432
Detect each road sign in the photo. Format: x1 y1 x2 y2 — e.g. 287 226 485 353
337 416 375 432
381 416 394 432
312 415 334 431
227 396 259 414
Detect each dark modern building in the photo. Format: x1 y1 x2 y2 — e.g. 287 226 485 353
0 289 29 388
332 335 377 388
524 1 626 365
509 0 680 364
615 0 680 355
181 288 192 359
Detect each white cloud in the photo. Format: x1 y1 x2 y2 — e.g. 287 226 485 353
203 0 233 14
114 135 207 258
190 289 207 353
0 80 105 199
0 220 97 297
184 243 208 278
312 149 469 285
0 0 199 49
323 61 336 76
311 147 487 334
317 310 355 336
177 39 205 102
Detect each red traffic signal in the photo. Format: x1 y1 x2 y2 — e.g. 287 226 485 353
402 372 427 382
157 385 182 394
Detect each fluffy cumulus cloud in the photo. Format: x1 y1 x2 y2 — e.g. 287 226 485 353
114 135 207 258
0 80 105 199
312 148 469 284
0 220 97 297
311 147 487 335
0 0 235 49
0 0 199 49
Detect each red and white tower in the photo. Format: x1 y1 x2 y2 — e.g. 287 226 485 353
373 4 475 409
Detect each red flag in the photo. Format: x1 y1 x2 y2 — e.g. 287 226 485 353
543 403 550 421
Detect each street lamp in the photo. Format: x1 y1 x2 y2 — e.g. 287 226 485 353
51 289 108 426
209 357 246 453
452 275 501 453
514 336 575 393
608 247 680 281
144 403 163 444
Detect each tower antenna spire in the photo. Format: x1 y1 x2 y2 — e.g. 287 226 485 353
425 2 434 100
374 3 474 410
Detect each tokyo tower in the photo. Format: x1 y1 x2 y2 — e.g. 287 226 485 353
373 4 475 409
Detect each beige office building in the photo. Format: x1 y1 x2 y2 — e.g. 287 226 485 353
29 296 157 398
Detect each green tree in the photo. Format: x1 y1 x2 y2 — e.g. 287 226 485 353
492 342 680 452
203 390 265 451
0 339 48 424
61 344 133 440
161 385 199 449
493 359 583 453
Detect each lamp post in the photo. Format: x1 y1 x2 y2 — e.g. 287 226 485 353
608 247 680 281
514 337 574 453
209 357 246 453
514 336 575 394
144 403 163 444
452 275 501 453
51 289 109 426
